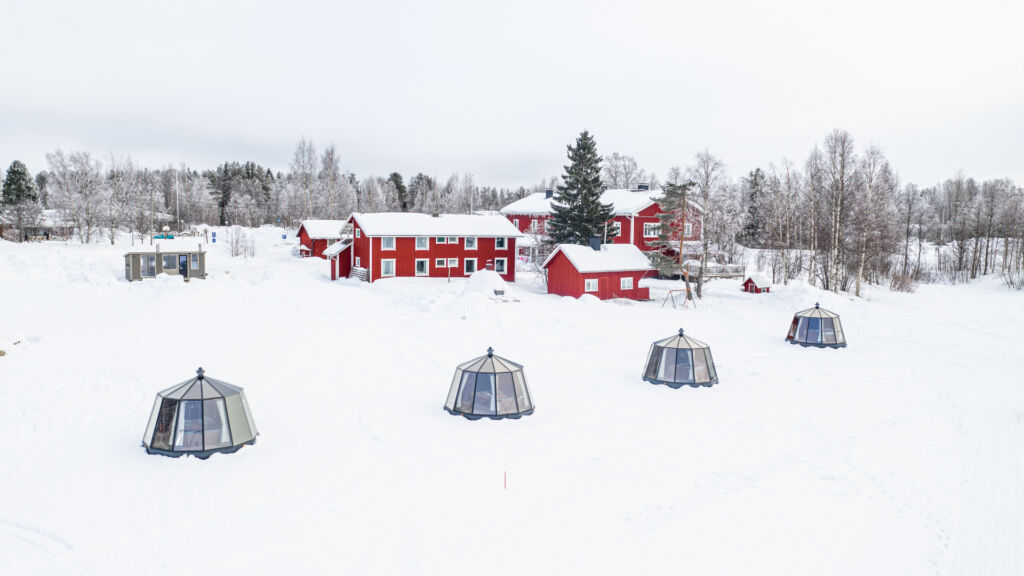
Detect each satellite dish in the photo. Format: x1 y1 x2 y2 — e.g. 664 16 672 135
162 225 170 232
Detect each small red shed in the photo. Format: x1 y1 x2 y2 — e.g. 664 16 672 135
742 274 771 293
297 219 348 259
542 242 654 300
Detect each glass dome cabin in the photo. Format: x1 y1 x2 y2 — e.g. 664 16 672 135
643 329 719 388
445 348 534 419
786 303 846 348
142 367 258 458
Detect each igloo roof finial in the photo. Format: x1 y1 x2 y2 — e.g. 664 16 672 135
815 302 820 308
196 367 205 380
678 328 685 336
487 347 494 357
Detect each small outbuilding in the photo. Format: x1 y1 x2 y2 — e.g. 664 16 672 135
542 241 654 300
124 242 206 281
297 219 348 259
143 367 258 458
444 347 534 419
742 274 771 293
786 303 847 348
643 329 719 388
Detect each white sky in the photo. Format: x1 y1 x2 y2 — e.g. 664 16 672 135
2 0 1022 188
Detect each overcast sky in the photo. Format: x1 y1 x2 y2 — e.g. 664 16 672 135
2 0 1022 188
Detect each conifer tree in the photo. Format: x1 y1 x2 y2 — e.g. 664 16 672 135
2 160 41 241
648 179 696 276
547 130 613 245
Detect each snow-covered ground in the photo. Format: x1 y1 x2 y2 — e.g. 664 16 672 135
0 228 1019 575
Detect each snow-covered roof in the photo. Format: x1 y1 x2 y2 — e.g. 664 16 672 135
500 188 703 216
542 243 654 273
323 238 352 257
124 240 206 255
746 274 771 286
349 213 522 237
298 219 348 239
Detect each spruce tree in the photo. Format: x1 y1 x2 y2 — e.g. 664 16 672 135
547 130 613 245
738 167 766 247
388 172 409 211
648 179 696 276
1 160 40 241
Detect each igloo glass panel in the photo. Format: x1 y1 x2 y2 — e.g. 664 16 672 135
704 349 717 381
787 318 799 339
496 373 517 414
796 317 808 341
645 346 662 379
674 349 694 384
445 369 463 410
151 398 178 450
807 318 821 343
513 372 531 411
657 348 676 382
822 318 836 344
173 400 203 451
225 394 253 445
693 349 709 383
473 373 496 415
834 318 845 343
203 399 232 449
456 372 475 412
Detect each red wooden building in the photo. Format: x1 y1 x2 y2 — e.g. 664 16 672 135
542 242 655 300
499 186 703 252
328 213 522 283
297 220 348 259
742 275 771 293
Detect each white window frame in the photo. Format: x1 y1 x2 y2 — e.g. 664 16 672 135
435 236 446 244
530 219 538 232
381 259 396 277
464 237 477 250
447 258 458 268
435 258 447 268
512 219 519 229
643 223 659 238
495 237 507 250
355 256 361 267
447 236 458 245
620 277 633 290
190 254 199 270
684 222 693 237
584 278 599 292
355 228 361 238
464 258 477 274
415 237 429 250
381 236 396 250
493 257 507 274
414 258 429 276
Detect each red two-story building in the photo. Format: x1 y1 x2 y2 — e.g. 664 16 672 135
328 213 522 283
499 186 703 252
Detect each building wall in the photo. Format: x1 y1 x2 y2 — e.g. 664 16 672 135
298 226 334 259
543 251 651 300
359 235 516 283
125 252 205 281
504 213 549 234
331 247 353 280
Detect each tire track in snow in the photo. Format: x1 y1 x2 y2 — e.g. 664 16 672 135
0 518 93 575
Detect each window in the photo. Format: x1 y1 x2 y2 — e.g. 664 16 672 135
436 236 446 244
355 228 361 238
512 219 519 229
381 237 395 250
190 254 199 270
620 277 633 290
643 223 659 238
584 278 598 292
495 237 507 250
355 256 361 267
416 237 429 250
530 219 538 232
447 237 458 244
142 255 156 277
464 258 477 274
447 258 458 268
162 254 175 271
435 258 447 268
415 259 428 276
381 259 396 277
464 237 477 250
684 223 693 237
327 239 337 247
493 258 507 274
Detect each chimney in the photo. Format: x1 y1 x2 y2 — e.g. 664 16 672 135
588 236 601 251
637 183 650 191
545 188 554 199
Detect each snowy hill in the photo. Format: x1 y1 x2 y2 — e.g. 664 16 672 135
0 228 1020 575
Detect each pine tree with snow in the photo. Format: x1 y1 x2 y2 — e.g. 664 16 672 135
648 179 696 276
548 130 612 245
2 160 41 241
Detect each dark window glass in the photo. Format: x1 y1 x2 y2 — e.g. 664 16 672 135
496 373 517 414
674 349 693 383
796 317 808 341
151 399 178 450
473 373 496 415
822 318 836 344
645 346 662 379
174 400 204 451
456 372 475 411
807 317 821 343
787 317 799 339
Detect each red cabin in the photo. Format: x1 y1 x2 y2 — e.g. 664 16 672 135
742 275 771 294
500 187 703 253
542 243 654 300
330 213 522 283
297 220 348 259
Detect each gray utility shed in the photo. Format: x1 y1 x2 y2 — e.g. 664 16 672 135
125 242 207 281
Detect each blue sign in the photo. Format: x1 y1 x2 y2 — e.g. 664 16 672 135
212 238 216 243
282 234 286 240
212 231 216 237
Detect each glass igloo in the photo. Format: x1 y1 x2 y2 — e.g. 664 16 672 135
643 329 719 388
143 367 258 458
445 348 534 419
786 303 847 348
